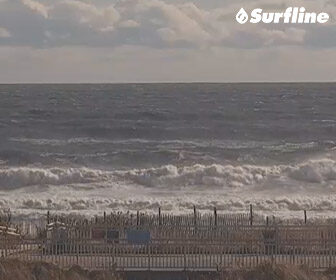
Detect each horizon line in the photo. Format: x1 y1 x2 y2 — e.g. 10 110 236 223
1 81 336 85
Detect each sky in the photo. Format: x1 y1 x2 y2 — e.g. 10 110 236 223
0 0 335 83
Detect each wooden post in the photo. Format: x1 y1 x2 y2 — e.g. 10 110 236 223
47 211 50 224
304 210 307 224
193 205 197 227
158 207 162 226
148 243 151 271
184 244 187 271
137 211 140 228
214 207 217 227
266 216 269 226
249 204 253 226
103 211 106 223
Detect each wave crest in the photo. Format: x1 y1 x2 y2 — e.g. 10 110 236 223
287 159 336 184
118 164 282 188
0 167 108 189
1 158 336 190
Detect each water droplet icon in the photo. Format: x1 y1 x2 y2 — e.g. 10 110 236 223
236 8 249 24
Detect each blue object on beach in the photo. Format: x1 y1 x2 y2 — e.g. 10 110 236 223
107 230 119 240
126 230 150 244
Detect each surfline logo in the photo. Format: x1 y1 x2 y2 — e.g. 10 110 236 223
236 7 330 24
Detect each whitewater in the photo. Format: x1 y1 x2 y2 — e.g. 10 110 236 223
0 83 335 219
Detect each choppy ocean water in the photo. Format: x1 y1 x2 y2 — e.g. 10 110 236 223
0 83 336 219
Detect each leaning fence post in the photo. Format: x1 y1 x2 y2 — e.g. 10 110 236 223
249 204 253 226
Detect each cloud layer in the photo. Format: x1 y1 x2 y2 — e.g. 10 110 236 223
0 0 335 82
1 0 335 49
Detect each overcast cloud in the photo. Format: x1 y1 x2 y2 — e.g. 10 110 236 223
0 0 335 82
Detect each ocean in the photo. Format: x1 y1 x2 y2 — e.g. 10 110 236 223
0 83 335 219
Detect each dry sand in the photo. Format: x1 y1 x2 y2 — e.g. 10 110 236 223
1 260 335 280
218 264 334 280
0 259 122 280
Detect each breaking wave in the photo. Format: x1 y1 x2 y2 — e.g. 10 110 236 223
117 159 336 189
0 167 110 189
0 158 335 190
286 159 336 183
117 164 282 188
0 158 336 218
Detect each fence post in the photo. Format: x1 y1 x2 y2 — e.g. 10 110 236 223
159 207 162 226
304 210 307 224
214 207 217 227
40 238 43 261
148 243 151 271
249 204 253 226
5 236 7 257
193 206 197 228
76 238 79 265
184 243 187 271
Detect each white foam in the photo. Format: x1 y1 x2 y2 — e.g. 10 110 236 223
1 158 336 218
2 194 336 219
1 159 336 189
0 167 110 189
117 164 283 189
286 159 336 183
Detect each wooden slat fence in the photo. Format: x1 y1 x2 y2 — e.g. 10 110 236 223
2 225 336 271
